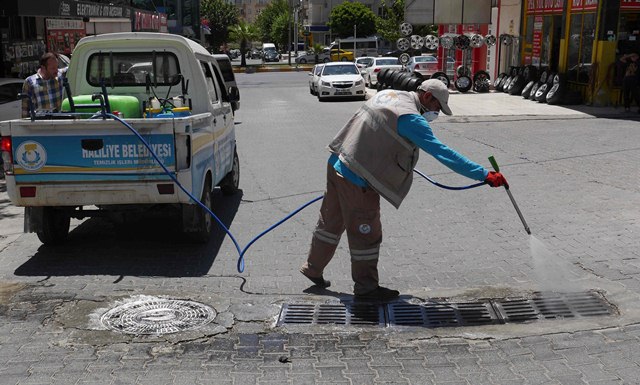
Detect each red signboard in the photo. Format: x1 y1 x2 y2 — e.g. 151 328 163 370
526 0 564 13
621 0 640 10
134 11 168 32
571 0 599 11
45 18 86 55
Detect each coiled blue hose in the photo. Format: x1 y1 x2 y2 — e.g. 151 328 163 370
105 113 485 273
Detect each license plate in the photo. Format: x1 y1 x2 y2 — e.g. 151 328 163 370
335 90 351 95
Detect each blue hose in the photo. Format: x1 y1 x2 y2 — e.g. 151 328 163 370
413 169 486 190
104 113 485 273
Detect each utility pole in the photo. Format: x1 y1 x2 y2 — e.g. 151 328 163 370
294 1 300 58
288 0 293 65
354 24 357 58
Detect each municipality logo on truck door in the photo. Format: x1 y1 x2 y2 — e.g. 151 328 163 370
16 141 47 171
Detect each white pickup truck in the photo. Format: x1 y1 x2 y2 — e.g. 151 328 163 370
0 32 240 245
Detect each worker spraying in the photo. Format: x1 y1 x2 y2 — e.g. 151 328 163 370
300 80 508 301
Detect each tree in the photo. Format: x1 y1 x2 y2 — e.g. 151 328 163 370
375 0 404 43
228 21 261 67
201 0 239 52
270 12 292 51
328 2 377 38
255 0 290 47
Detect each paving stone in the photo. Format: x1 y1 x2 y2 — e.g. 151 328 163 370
373 368 409 383
345 373 379 385
342 358 375 375
313 352 346 368
316 366 349 383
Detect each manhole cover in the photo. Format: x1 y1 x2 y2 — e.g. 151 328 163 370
100 296 216 335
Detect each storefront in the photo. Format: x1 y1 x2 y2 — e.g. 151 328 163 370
519 0 640 105
521 0 565 71
0 1 169 78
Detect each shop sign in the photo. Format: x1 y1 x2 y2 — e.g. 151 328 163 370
532 16 543 66
46 19 85 30
526 0 564 13
571 0 599 11
621 0 640 10
135 11 158 31
46 19 86 55
54 0 131 19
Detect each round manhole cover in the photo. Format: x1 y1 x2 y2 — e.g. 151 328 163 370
100 296 216 335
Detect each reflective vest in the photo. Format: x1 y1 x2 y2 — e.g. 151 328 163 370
328 89 421 208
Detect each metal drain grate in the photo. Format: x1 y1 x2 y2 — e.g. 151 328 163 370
100 296 216 335
388 301 498 327
278 303 384 326
278 291 613 328
494 291 612 322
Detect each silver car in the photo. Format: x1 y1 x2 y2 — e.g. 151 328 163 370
295 51 330 64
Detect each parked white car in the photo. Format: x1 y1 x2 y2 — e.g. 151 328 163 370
308 64 324 95
362 57 402 87
355 56 375 69
0 78 24 121
316 62 366 101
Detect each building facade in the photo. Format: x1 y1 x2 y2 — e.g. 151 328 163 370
232 0 272 23
0 0 206 78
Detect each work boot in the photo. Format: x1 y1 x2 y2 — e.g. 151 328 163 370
300 270 331 288
354 286 399 301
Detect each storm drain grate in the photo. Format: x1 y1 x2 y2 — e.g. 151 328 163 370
278 303 384 326
278 291 614 328
100 296 216 335
494 291 613 322
388 301 499 327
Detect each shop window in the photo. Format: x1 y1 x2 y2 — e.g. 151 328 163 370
567 12 596 84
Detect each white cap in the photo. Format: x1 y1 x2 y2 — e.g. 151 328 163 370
417 79 452 116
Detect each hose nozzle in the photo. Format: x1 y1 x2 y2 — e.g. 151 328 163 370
488 156 531 235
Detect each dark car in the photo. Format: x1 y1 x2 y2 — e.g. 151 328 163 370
262 49 281 63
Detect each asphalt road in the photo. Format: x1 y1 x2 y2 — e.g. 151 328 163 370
1 72 640 384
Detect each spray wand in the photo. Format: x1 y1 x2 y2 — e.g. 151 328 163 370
488 155 531 235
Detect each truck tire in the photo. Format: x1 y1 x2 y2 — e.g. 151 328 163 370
220 149 240 196
37 207 70 245
189 178 213 243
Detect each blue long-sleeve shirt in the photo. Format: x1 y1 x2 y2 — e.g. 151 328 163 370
330 113 488 187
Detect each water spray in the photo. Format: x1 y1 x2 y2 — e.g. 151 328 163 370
488 155 531 235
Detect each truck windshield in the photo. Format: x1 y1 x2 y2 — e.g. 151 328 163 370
87 52 181 87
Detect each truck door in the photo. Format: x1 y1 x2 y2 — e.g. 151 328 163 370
198 60 232 184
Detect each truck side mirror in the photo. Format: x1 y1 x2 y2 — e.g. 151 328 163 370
228 86 239 102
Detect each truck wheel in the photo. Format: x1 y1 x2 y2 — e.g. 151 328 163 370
190 178 213 243
37 207 70 245
220 149 240 196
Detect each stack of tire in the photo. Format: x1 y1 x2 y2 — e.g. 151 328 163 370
521 70 565 104
376 69 425 92
493 66 519 92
